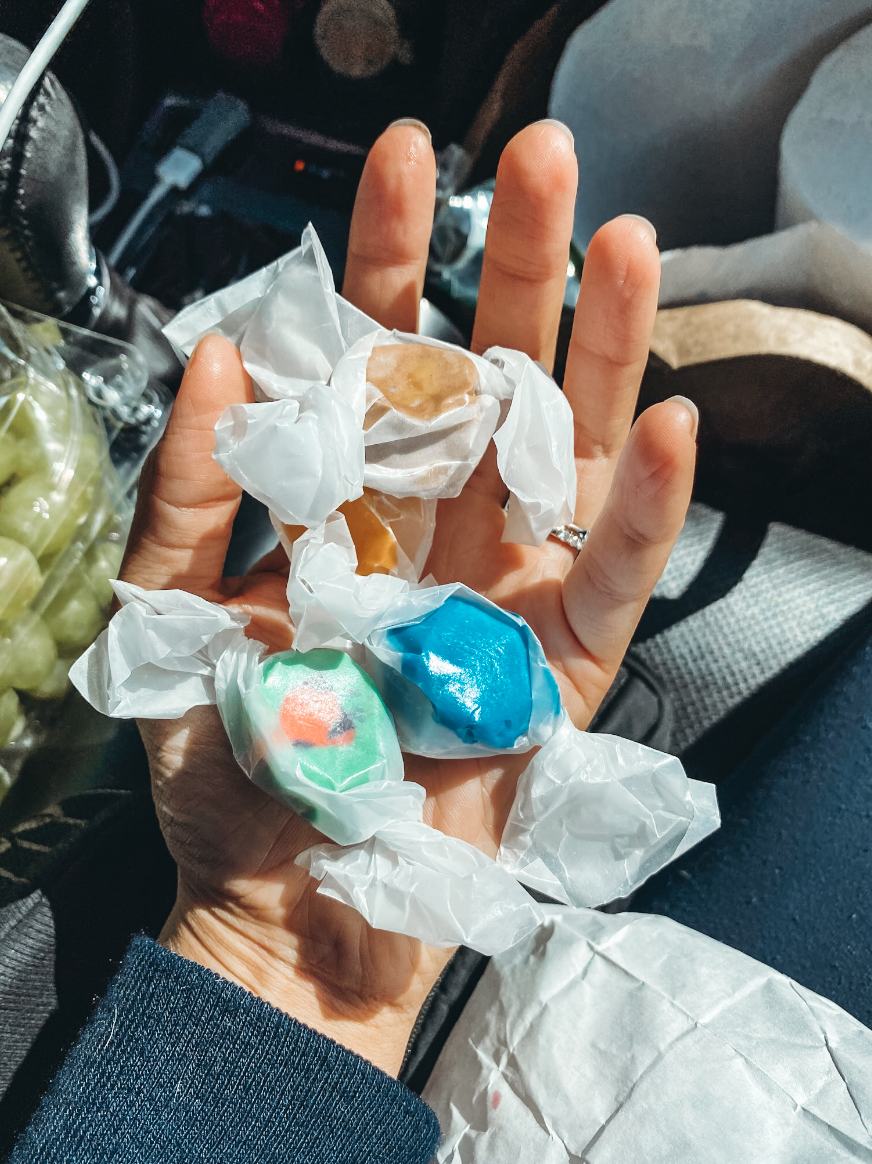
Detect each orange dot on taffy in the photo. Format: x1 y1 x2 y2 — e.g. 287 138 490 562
280 684 354 748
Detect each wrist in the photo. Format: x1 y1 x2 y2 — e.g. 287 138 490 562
159 892 449 1076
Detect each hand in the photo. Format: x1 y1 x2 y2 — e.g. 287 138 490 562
121 120 697 1076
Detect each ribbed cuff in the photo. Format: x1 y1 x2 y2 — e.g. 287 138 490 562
11 936 440 1163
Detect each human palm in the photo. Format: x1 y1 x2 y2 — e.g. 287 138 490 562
123 121 696 1075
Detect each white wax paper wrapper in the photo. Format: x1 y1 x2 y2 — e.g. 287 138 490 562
424 907 872 1162
213 386 364 527
69 581 251 717
70 582 419 846
298 822 544 955
164 224 575 548
497 716 720 906
489 347 575 544
287 515 562 758
163 224 374 379
286 513 411 651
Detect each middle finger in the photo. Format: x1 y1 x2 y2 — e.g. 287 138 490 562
457 120 577 511
471 119 578 365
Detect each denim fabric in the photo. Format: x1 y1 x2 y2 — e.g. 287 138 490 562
9 937 440 1163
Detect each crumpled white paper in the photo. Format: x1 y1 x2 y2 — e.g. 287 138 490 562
497 716 720 906
164 223 575 552
424 907 872 1162
286 514 562 758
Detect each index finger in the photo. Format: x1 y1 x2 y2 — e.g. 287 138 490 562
121 334 254 595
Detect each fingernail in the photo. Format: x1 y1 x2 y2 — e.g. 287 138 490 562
668 395 699 439
387 117 432 144
620 213 657 245
535 118 574 148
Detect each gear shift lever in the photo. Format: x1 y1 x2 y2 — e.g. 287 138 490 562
0 35 183 389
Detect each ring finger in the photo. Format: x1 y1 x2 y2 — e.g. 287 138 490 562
563 214 661 529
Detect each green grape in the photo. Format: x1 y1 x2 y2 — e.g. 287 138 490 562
26 319 64 349
42 481 95 556
0 475 93 557
12 394 101 483
73 429 102 481
84 540 124 607
0 688 20 747
0 536 42 620
15 434 54 478
0 614 57 690
0 433 18 486
26 655 76 701
43 570 106 651
3 377 72 443
0 378 28 435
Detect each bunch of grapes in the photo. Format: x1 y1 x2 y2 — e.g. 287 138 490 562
0 370 125 752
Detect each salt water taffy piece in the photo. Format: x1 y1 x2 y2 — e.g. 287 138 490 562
352 332 506 500
164 223 576 550
287 515 562 758
298 821 545 956
497 715 721 906
274 490 436 584
366 592 562 758
214 636 424 847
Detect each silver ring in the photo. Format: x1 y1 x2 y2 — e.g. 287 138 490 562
549 523 590 552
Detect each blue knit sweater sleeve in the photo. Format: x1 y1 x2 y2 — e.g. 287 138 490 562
9 936 441 1163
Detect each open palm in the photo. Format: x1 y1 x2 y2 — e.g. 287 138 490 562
122 121 696 1075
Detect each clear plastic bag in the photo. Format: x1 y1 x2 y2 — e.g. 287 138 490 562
0 303 170 798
